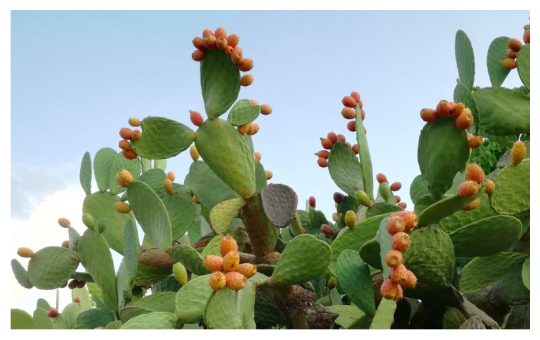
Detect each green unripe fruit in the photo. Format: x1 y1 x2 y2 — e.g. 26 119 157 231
82 213 95 229
173 263 188 285
378 182 392 202
354 189 372 208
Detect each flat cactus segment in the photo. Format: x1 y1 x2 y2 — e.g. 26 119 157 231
76 308 114 329
152 274 182 293
123 219 140 284
133 249 175 286
336 250 376 317
204 289 241 329
414 194 436 214
459 252 528 293
127 180 172 251
328 304 372 329
516 43 530 90
261 184 298 228
131 117 195 159
141 157 152 172
169 244 209 276
105 320 123 329
119 306 153 323
135 168 167 193
162 191 198 240
490 265 529 306
11 259 33 289
366 203 402 218
418 118 469 199
108 151 141 195
11 309 35 329
68 226 80 251
132 292 177 313
369 299 396 329
410 175 430 205
455 30 475 90
201 48 241 118
268 234 331 286
443 307 467 329
154 159 167 171
61 302 83 329
355 106 374 199
227 99 261 126
359 238 382 270
80 151 92 194
78 229 118 311
440 193 498 233
174 274 213 324
492 159 530 215
328 141 364 197
209 197 245 234
255 161 267 191
83 192 136 255
72 287 92 310
474 87 530 136
237 281 257 329
36 298 50 311
120 312 178 329
308 207 331 233
449 216 522 257
27 247 79 290
201 234 225 257
33 308 54 329
487 37 511 87
404 227 455 288
240 193 279 260
93 147 118 192
522 257 530 290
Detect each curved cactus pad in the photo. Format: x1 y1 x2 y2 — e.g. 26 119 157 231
209 197 245 234
517 43 530 90
260 184 298 228
327 305 372 329
328 142 364 197
121 312 177 329
492 159 530 215
11 259 33 289
169 244 209 276
268 234 331 286
460 252 528 293
522 257 530 290
369 299 396 329
93 147 118 192
174 274 213 324
204 282 257 329
11 309 35 329
123 219 140 284
135 168 167 193
455 30 475 90
27 247 79 290
227 99 261 126
255 161 267 191
33 308 54 329
418 118 469 199
76 308 114 329
131 117 195 160
162 191 198 240
410 174 430 205
366 203 402 218
440 193 498 233
359 238 382 270
108 151 141 195
449 215 521 257
133 292 177 313
80 151 92 195
355 106 374 199
336 250 376 317
487 37 511 87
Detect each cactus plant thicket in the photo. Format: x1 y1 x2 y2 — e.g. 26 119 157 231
11 24 530 330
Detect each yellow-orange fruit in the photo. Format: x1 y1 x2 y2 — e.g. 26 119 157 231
391 232 411 252
209 271 227 291
123 149 137 160
420 108 438 122
223 251 240 272
468 134 483 148
238 58 254 72
216 36 228 50
116 169 134 187
499 58 516 70
119 127 133 140
384 250 403 268
247 123 257 135
220 236 238 256
455 108 473 129
167 172 175 181
231 47 243 64
390 263 409 285
436 100 451 118
254 152 262 162
386 215 406 235
341 107 356 119
485 179 495 195
202 29 213 38
131 130 141 141
342 96 356 108
511 141 526 164
203 255 224 272
119 140 131 151
241 74 254 86
345 210 356 229
114 201 131 213
192 50 205 62
238 123 250 135
225 45 234 55
163 178 173 194
380 278 403 301
249 99 258 106
236 263 257 278
463 198 481 211
252 123 260 135
189 145 199 161
17 247 34 258
225 271 247 291
227 34 240 48
392 211 418 231
61 240 70 248
128 117 141 127
192 36 205 50
265 170 273 180
58 217 70 228
203 34 216 49
402 270 418 289
260 104 272 115
214 27 227 39
508 38 522 52
465 163 485 184
457 181 479 198
451 102 465 119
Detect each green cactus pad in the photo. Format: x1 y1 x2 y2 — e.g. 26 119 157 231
359 238 382 270
449 216 522 257
445 171 466 196
418 118 469 199
154 158 167 170
336 250 376 317
78 229 118 311
453 83 479 133
132 292 177 313
492 159 530 215
260 184 298 228
152 274 182 293
487 37 511 87
522 257 530 290
410 175 430 205
79 151 92 195
328 141 364 197
127 180 172 251
130 117 195 159
83 192 136 255
27 247 79 290
327 304 371 329
11 259 33 289
132 168 167 193
404 227 455 287
119 306 153 323
308 207 331 233
174 274 213 324
227 99 261 126
76 308 114 329
123 219 140 284
378 217 394 279
11 309 35 329
455 30 475 90
120 312 178 329
516 43 530 90
355 106 374 199
33 308 54 329
141 157 152 172
195 118 255 199
490 265 529 306
36 298 50 311
268 234 331 286
71 288 92 311
133 249 175 286
104 320 123 329
369 299 396 329
68 226 80 251
459 252 528 293
440 194 498 233
204 289 241 329
62 302 83 329
169 244 209 276
162 191 197 240
201 234 225 257
255 161 267 191
209 197 245 234
93 147 118 192
474 87 530 136
108 151 141 195
414 194 436 215
201 48 241 118
366 203 402 219
443 307 467 329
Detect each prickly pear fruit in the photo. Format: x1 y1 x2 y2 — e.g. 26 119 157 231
75 296 81 303
451 102 465 119
203 34 217 49
380 278 403 301
47 307 59 318
309 196 316 208
123 149 137 160
508 38 522 52
238 58 254 72
332 213 339 223
119 140 131 151
202 29 213 38
77 282 86 289
114 201 131 213
376 173 388 184
131 130 141 141
237 123 250 135
265 170 273 180
455 108 473 129
392 211 418 231
390 263 409 285
523 29 530 44
511 141 526 164
17 247 34 258
203 255 224 273
457 181 479 198
397 202 407 209
216 36 228 50
354 190 372 208
347 120 356 132
68 280 79 290
395 195 401 203
386 215 406 235
225 271 247 291
333 192 344 204
209 271 227 291
317 157 328 168
321 138 333 150
128 117 141 127
274 252 281 259
336 134 346 143
463 198 481 211
352 144 359 154
327 276 337 290
499 58 516 70
82 213 95 229
467 134 483 148
402 270 417 289
241 74 254 86
214 27 227 39
316 150 330 159
254 152 262 162
167 172 175 181
116 169 134 187
236 263 257 278
62 240 69 248
345 210 356 229
219 236 238 256
342 96 356 108
173 262 188 285
384 250 403 268
506 48 518 59
119 127 133 140
390 182 402 191
227 34 239 48
341 107 356 119
249 99 258 106
391 232 411 252
465 163 485 184
436 100 451 118
192 36 205 50
231 46 243 64
485 179 495 195
225 45 234 55
189 145 199 162
223 251 240 272
301 227 306 234
260 104 272 115
323 132 336 144
321 224 334 236
58 217 70 228
189 110 204 127
420 108 438 122
192 196 201 204
350 91 361 103
163 178 174 194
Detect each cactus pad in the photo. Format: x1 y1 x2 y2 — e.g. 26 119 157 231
11 259 33 289
80 151 92 195
162 191 198 240
516 43 530 90
76 308 114 329
492 159 530 215
120 312 178 329
33 309 54 329
174 274 213 324
93 147 118 192
11 309 36 329
27 246 79 290
486 37 511 87
522 257 530 290
209 197 245 234
355 106 374 199
455 30 475 90
123 219 140 284
440 193 498 233
227 99 261 126
410 175 430 205
328 142 364 197
369 299 396 329
327 304 372 329
260 184 298 228
169 244 209 276
132 291 177 313
336 250 376 317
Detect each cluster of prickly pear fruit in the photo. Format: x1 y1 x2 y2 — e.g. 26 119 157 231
499 32 529 69
420 100 474 130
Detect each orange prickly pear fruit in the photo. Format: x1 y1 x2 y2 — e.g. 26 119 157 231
214 27 227 39
225 45 234 55
455 108 473 129
336 134 346 143
209 271 227 291
128 117 141 127
420 108 438 122
119 140 131 151
225 271 247 291
345 210 356 229
326 132 338 144
131 130 141 141
248 123 259 136
315 150 329 159
321 224 334 236
61 240 69 248
203 255 224 272
236 263 257 278
376 173 388 184
395 195 401 203
187 145 198 162
254 152 262 162
17 247 34 258
465 163 485 184
321 138 333 150
436 100 452 118
384 250 403 268
447 101 457 116
58 217 70 228
392 211 418 231
189 110 204 127
347 120 356 132
380 278 403 301
231 47 243 64
47 307 59 318
352 144 359 154
123 149 137 160
192 50 205 61
457 181 479 198
386 215 406 235
227 34 240 48
450 102 465 119
238 123 251 135
499 58 516 70
397 202 407 209
249 99 258 106
114 201 131 213
261 104 272 115
202 29 213 38
216 36 228 50
119 127 133 140
265 170 273 180
463 198 481 211
163 178 174 194
508 38 522 52
523 29 530 44
241 74 254 86
238 58 254 72
390 182 401 191
350 91 361 103
167 172 175 181
342 96 356 108
341 107 356 119
485 179 495 195
506 48 518 59
116 169 134 187
192 36 205 50
468 134 483 148
391 232 411 251
309 196 316 208
203 34 217 49
192 196 201 204
220 236 238 256
402 270 417 288
223 251 240 272
511 141 526 164
317 157 328 168
390 263 409 285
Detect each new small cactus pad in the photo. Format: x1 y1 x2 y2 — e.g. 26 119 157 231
355 190 372 208
235 263 257 278
203 255 224 272
391 232 411 251
225 271 247 291
173 262 188 285
380 278 403 301
345 210 356 229
511 141 526 164
209 271 227 291
223 251 240 272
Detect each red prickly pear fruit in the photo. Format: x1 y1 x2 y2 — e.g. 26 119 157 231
47 307 59 318
241 74 254 86
317 157 328 168
350 91 361 103
163 178 174 194
455 108 473 129
231 47 243 64
119 127 133 140
202 29 213 38
227 34 240 48
321 224 334 236
463 198 481 211
341 107 356 119
225 271 247 291
321 138 333 150
506 48 518 59
116 169 134 187
300 227 306 234
523 29 530 44
333 192 344 204
192 36 205 50
254 152 262 162
392 211 418 231
68 280 79 290
508 38 522 52
447 101 457 116
261 104 272 115
391 232 411 251
189 110 204 127
220 236 238 257
167 172 175 181
380 278 403 301
395 195 401 203
386 215 406 235
128 117 141 127
249 123 260 136
192 50 205 61
17 247 34 258
214 27 227 39
192 196 201 204
131 130 141 141
451 102 465 119
225 45 234 55
342 96 356 108
326 132 338 144
402 270 417 289
238 58 254 72
203 34 217 49
347 120 356 132
265 170 273 180
358 99 363 108
203 255 224 272
123 149 137 160
397 202 407 209
361 109 366 121
457 181 479 198
436 100 451 118
336 134 346 143
315 150 330 159
511 141 526 165
216 36 228 50
376 173 388 184
274 252 281 259
499 58 516 70
384 250 403 268
390 182 402 192
114 201 131 214
75 296 81 303
420 108 438 122
352 144 359 154
485 179 496 195
309 196 316 208
119 140 131 151
468 134 483 148
209 271 227 291
355 190 372 208
390 263 409 285
345 210 356 229
236 263 257 278
465 163 485 184
58 217 70 228
189 145 200 162
61 240 69 248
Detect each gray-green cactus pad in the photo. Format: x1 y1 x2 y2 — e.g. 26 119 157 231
227 99 261 126
492 159 530 215
328 142 364 197
336 250 376 317
440 193 499 233
169 244 209 276
174 274 213 324
120 312 178 329
27 246 79 290
261 184 298 228
517 43 530 90
486 36 512 87
455 30 475 90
